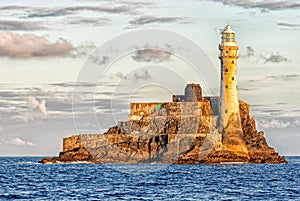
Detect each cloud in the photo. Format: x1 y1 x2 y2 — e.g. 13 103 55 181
260 52 288 64
89 54 110 65
71 42 97 58
244 46 255 58
241 46 289 64
258 118 300 129
72 44 111 64
10 137 34 146
115 72 128 80
202 0 300 11
131 44 173 62
69 18 112 26
117 0 157 7
265 74 299 81
113 70 152 81
0 32 73 58
0 20 45 31
71 43 112 65
27 96 48 115
25 5 138 18
129 15 187 26
277 22 300 27
133 69 152 81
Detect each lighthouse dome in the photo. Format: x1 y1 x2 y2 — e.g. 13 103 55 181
221 24 237 46
222 24 236 34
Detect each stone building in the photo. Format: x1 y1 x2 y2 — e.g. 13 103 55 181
172 83 202 102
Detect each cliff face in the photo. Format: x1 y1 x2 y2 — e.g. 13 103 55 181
176 101 286 164
40 100 287 164
239 101 286 163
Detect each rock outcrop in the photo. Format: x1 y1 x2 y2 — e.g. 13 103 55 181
39 100 287 164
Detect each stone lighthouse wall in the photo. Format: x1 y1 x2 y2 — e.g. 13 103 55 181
218 25 248 157
219 45 240 130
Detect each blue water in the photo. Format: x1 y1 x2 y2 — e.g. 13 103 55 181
0 157 299 200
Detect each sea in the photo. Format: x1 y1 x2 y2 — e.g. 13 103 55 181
0 157 299 201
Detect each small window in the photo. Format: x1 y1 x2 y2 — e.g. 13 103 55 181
225 68 228 72
232 77 234 80
225 85 228 89
231 60 234 64
226 51 228 54
225 109 228 113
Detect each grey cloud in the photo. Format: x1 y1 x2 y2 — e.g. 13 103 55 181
241 46 289 64
277 22 300 27
49 82 75 87
131 44 173 62
261 52 288 64
258 118 300 129
72 44 111 65
113 70 152 81
0 5 32 10
89 54 110 65
133 69 152 81
71 43 97 58
243 74 299 84
118 0 157 7
115 72 127 80
69 18 112 26
202 0 300 11
265 74 299 81
25 5 138 18
27 9 71 18
0 32 73 58
64 5 137 14
0 84 96 125
0 20 45 31
129 15 186 26
244 46 255 58
240 46 255 58
10 137 35 146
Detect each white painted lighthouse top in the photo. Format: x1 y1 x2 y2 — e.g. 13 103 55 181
221 24 237 47
222 24 236 34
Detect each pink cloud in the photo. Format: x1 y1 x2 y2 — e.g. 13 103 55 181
27 96 48 115
0 32 73 58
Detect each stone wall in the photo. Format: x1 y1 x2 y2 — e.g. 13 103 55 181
124 101 212 135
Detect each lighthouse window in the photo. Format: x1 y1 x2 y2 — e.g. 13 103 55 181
232 77 234 80
225 85 228 89
231 60 234 64
225 68 228 72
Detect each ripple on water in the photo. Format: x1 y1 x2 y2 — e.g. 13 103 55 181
0 157 299 200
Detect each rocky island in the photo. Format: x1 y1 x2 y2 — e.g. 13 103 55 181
40 25 286 164
40 84 286 164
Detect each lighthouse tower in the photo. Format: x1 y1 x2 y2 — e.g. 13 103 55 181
218 24 248 156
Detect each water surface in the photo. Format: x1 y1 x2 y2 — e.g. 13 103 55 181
0 157 299 200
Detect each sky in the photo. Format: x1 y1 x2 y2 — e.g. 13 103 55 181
0 0 299 156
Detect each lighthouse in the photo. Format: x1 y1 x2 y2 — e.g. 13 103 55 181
218 24 249 157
